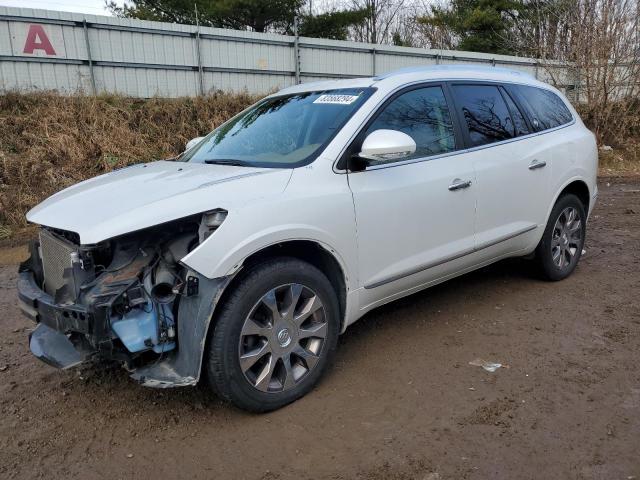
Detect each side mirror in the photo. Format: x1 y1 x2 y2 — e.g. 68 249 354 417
357 129 416 164
185 136 205 152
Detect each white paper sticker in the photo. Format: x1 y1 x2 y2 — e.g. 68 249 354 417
313 94 360 105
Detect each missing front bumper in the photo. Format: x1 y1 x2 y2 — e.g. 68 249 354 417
19 261 232 388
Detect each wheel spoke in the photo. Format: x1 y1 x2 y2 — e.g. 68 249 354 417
254 354 276 392
261 289 281 323
568 220 582 238
294 295 323 326
283 284 303 321
281 355 297 390
240 342 270 372
552 247 562 267
241 318 271 337
293 345 320 370
299 321 328 340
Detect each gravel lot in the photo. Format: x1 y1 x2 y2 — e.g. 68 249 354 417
1 177 638 480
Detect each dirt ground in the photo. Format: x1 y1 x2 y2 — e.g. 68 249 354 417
0 177 638 480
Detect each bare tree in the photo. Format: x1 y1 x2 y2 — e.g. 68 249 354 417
347 0 408 44
510 0 640 145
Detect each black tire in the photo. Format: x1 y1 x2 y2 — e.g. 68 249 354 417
535 193 587 281
205 257 340 412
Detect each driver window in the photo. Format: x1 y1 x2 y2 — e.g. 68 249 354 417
364 86 456 163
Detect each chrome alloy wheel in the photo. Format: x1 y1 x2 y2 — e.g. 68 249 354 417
238 284 328 393
551 206 583 269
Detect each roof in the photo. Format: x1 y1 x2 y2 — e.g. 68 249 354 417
273 64 546 97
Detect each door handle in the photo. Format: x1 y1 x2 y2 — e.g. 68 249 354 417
448 178 472 191
528 159 547 170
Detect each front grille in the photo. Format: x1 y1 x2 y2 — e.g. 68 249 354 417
39 229 77 296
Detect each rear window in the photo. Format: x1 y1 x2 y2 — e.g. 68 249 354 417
511 85 573 131
452 84 517 147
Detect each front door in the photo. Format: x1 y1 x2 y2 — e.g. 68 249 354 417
347 85 476 310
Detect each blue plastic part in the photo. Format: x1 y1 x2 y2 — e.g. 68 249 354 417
111 303 175 354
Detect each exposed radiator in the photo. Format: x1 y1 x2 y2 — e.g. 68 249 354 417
39 229 76 296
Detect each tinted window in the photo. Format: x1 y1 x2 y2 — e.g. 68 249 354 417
452 85 516 147
501 87 530 136
512 85 573 131
364 86 456 164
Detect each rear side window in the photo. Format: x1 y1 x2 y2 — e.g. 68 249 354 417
501 87 530 136
451 85 516 147
511 85 573 131
364 86 456 163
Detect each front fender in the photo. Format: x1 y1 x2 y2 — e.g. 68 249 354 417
181 222 351 281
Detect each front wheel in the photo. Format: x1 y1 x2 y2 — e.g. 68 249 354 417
535 193 587 281
205 257 340 412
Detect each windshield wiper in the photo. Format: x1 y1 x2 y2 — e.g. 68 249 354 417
204 159 251 166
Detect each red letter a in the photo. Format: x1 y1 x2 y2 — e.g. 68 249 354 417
23 25 56 55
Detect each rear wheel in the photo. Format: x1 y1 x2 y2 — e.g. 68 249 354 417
535 193 586 281
206 257 339 412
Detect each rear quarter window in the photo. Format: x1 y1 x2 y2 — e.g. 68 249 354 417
511 85 573 131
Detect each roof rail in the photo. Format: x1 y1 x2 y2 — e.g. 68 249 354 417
374 64 535 81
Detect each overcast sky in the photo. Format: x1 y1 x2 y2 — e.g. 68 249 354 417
0 0 112 15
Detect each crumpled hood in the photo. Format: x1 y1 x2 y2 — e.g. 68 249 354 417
27 160 292 244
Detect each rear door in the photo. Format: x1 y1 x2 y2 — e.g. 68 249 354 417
346 84 477 308
449 83 549 254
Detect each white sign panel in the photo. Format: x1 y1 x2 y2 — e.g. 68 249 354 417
313 94 360 105
10 22 67 58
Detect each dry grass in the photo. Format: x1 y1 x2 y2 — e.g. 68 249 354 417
599 145 640 176
0 90 259 231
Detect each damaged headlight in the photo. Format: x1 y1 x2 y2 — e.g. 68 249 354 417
198 209 227 242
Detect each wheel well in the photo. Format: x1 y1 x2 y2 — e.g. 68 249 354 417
559 180 590 213
218 240 347 329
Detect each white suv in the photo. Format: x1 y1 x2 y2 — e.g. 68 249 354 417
18 66 598 411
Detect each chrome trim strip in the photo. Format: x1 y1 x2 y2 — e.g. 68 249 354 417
364 224 538 289
474 224 538 251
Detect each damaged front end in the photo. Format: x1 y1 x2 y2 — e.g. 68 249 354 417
18 210 231 387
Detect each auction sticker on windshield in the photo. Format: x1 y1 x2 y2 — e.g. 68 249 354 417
313 94 360 105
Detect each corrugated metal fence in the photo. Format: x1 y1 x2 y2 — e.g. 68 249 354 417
0 6 576 98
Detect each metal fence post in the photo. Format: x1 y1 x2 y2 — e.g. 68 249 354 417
293 16 301 84
195 29 204 95
82 20 97 95
371 47 376 75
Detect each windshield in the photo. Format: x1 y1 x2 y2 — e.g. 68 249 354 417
184 87 374 168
